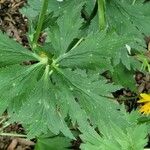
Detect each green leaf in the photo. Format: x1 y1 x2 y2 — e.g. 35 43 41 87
21 0 65 19
0 32 38 66
0 0 144 141
80 111 148 150
81 124 148 150
55 68 123 127
106 0 150 46
52 80 88 127
35 136 72 150
56 68 120 98
49 0 85 56
17 66 120 139
15 67 74 139
84 0 95 15
57 31 133 69
21 0 42 18
0 64 43 115
31 13 57 32
111 63 136 91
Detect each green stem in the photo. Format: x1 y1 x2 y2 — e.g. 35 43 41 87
97 0 106 30
0 132 27 138
70 38 84 51
53 38 84 64
132 0 136 5
32 0 49 49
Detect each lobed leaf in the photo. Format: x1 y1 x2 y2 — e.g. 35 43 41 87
80 111 148 150
14 68 74 139
35 136 72 150
0 63 43 114
49 0 85 56
0 32 38 66
59 31 133 69
106 0 150 46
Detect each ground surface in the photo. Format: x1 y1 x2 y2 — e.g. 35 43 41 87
0 0 150 150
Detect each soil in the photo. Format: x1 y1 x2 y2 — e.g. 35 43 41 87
0 0 150 150
0 0 27 41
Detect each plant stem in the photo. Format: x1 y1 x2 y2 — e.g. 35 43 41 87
32 0 49 49
0 132 27 138
97 0 106 30
53 38 84 65
70 38 84 51
132 0 136 5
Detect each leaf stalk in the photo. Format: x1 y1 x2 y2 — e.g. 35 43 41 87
132 0 136 5
97 0 106 30
32 0 49 50
0 132 27 138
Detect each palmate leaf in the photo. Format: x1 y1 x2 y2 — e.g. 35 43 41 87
22 0 86 57
14 68 89 139
58 31 133 69
0 0 137 140
55 68 123 128
51 81 88 127
49 0 85 56
0 31 42 114
111 63 137 91
106 0 150 47
56 68 121 98
86 0 149 70
35 136 72 150
80 124 148 150
80 111 148 150
21 0 85 44
15 67 121 139
20 0 41 19
14 68 74 139
85 26 137 70
0 64 43 115
21 0 62 19
21 0 85 18
0 32 37 66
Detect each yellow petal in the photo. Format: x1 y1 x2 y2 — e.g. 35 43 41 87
140 93 150 101
137 98 150 103
139 102 150 115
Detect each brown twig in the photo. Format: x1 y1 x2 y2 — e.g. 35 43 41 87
7 138 35 150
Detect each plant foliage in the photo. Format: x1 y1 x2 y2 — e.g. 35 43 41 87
0 0 150 149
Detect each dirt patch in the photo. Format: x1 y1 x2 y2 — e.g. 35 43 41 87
0 0 28 45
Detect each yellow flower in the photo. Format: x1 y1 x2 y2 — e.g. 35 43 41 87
138 93 150 115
